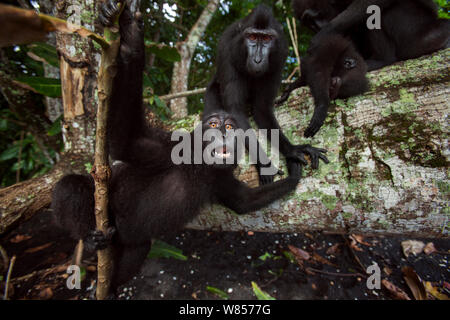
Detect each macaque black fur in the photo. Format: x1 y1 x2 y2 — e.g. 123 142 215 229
278 0 449 137
278 33 369 137
51 0 305 296
204 4 328 184
294 0 449 70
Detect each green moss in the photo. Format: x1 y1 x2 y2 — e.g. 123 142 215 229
342 211 353 219
436 180 450 197
80 11 95 25
368 114 448 168
85 162 93 174
321 194 339 211
345 181 375 212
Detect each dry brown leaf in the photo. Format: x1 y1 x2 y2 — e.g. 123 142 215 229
350 234 372 246
288 245 311 261
305 268 316 275
9 234 32 243
86 265 97 272
383 267 393 276
423 242 437 255
424 282 449 300
25 242 53 254
305 233 314 240
312 253 337 267
349 236 363 252
38 287 53 300
0 4 108 48
382 279 411 300
0 4 48 47
402 266 427 300
401 240 425 258
326 243 341 255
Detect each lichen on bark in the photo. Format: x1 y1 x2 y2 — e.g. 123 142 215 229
186 49 450 237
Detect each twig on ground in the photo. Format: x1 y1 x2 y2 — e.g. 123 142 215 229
4 255 16 300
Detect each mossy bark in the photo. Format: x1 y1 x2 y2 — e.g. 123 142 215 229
186 49 450 237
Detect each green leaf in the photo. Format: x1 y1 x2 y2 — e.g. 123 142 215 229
80 267 87 281
206 286 229 300
251 281 276 300
15 76 62 98
0 119 8 131
143 72 152 87
258 252 273 261
147 240 187 261
282 251 296 264
0 145 20 161
27 43 59 68
84 162 93 174
47 116 62 136
11 160 25 171
146 42 181 62
154 96 169 112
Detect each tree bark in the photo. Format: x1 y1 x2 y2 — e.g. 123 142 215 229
0 154 90 234
55 0 100 155
40 0 64 122
169 0 219 119
186 49 450 237
0 0 100 235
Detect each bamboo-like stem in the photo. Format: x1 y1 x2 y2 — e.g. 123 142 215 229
286 17 301 76
92 39 119 300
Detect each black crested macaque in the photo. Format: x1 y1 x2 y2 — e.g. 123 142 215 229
278 33 369 137
294 0 449 70
51 0 306 297
204 4 328 185
277 0 449 137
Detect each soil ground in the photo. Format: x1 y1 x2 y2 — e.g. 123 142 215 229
1 211 449 300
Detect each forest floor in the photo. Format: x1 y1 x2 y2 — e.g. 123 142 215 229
1 211 449 300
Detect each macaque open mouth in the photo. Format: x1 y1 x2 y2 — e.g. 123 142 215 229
213 146 231 159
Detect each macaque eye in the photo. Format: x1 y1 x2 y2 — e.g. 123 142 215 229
209 122 218 128
225 124 233 130
247 34 258 41
343 58 357 69
262 35 273 42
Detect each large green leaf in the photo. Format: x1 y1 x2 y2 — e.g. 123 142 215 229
146 42 181 63
147 240 187 261
27 43 59 68
47 116 62 136
15 76 62 98
0 145 20 161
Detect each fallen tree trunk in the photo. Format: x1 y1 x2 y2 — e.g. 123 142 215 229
0 154 91 234
186 49 450 237
1 50 448 237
